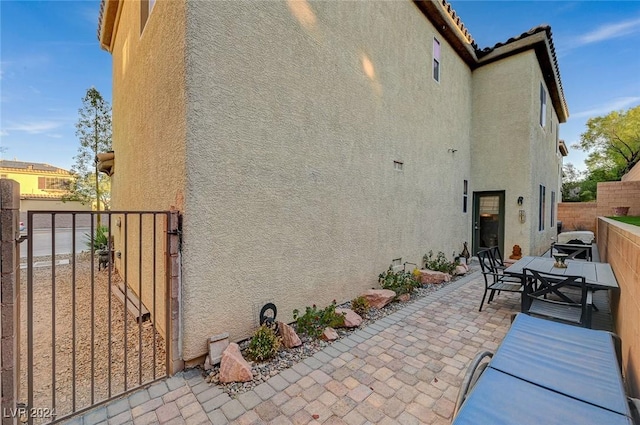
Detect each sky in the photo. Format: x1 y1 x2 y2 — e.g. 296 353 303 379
1 1 639 172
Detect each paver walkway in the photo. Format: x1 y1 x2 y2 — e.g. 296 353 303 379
65 270 520 425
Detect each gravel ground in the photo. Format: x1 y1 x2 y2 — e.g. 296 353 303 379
205 266 477 397
19 253 166 423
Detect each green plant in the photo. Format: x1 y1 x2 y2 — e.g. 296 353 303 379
423 251 458 274
378 266 421 296
246 325 281 361
351 296 370 317
85 225 109 251
293 302 345 338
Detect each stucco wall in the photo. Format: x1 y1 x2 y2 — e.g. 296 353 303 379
557 202 597 232
109 0 187 339
182 1 473 360
597 218 640 397
471 51 560 257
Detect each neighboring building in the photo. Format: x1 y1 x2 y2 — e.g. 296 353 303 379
0 160 90 227
98 0 569 362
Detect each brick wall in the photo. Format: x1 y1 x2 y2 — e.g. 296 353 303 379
557 202 597 232
596 181 640 218
558 180 640 235
598 218 640 397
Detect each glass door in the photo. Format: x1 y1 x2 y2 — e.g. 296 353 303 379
473 191 505 255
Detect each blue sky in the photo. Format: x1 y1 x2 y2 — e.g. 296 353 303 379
1 1 639 172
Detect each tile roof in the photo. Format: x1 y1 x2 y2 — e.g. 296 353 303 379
0 160 70 174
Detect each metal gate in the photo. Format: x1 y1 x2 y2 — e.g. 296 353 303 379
20 210 180 424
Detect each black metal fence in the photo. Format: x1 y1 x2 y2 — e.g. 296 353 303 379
21 211 177 424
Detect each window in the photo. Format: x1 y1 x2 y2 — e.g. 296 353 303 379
141 0 156 33
393 161 404 171
551 191 556 227
540 83 547 127
38 177 70 191
433 38 441 82
463 180 468 213
539 185 546 231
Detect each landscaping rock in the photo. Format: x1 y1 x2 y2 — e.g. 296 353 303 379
335 308 362 328
398 293 411 302
418 269 451 284
219 343 253 383
277 321 302 348
321 327 339 341
454 265 467 276
361 289 396 309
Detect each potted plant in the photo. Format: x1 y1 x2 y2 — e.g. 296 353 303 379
611 207 630 217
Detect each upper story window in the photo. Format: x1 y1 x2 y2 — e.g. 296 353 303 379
540 83 547 128
38 177 71 191
141 0 156 33
433 38 441 82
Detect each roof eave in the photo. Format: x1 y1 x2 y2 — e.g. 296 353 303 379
98 0 121 53
413 1 478 68
559 140 569 156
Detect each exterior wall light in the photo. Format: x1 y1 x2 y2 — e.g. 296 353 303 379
517 196 524 206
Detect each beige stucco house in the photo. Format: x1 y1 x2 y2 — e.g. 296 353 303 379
0 160 91 227
98 0 569 363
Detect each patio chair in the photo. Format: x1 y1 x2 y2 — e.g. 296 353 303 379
477 249 522 312
523 268 593 328
489 246 507 271
550 242 592 261
453 350 494 419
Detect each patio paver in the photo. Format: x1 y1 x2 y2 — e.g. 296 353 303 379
65 270 520 425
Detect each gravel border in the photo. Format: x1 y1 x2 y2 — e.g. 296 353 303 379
204 265 477 396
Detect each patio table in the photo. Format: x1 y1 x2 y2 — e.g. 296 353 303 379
452 314 633 425
504 256 619 290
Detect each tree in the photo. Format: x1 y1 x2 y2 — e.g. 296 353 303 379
573 105 640 178
561 163 582 202
64 88 112 224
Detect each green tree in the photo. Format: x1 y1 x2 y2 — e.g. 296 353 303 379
64 88 112 223
573 105 640 178
561 163 582 202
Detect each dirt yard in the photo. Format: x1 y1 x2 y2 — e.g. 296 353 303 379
18 253 166 423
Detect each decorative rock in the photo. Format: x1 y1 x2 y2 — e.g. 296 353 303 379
219 343 253 383
321 327 339 341
454 265 467 276
277 321 302 348
361 289 396 309
335 308 362 328
398 293 410 302
418 269 451 284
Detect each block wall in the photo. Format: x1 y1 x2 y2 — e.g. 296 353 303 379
596 181 640 218
557 202 597 232
598 218 640 397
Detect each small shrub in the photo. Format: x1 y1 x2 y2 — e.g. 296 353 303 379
378 266 421 296
351 296 370 317
246 325 281 361
423 251 458 274
85 225 109 251
293 302 345 338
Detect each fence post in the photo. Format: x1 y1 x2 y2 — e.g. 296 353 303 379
167 210 183 375
1 179 20 425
